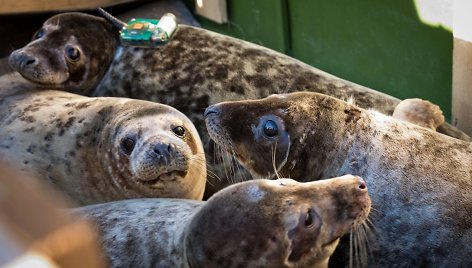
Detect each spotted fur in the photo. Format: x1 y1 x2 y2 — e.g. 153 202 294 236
0 74 206 205
75 175 371 268
9 12 470 195
205 92 472 267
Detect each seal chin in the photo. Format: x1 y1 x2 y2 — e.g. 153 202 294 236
136 170 188 186
17 69 68 87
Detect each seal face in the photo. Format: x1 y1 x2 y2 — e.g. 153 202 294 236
8 13 118 95
0 76 206 205
75 175 371 268
205 91 472 266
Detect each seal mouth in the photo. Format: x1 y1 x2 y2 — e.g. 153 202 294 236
138 170 187 186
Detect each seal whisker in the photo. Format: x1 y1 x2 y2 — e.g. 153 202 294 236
355 226 367 268
230 151 248 182
271 142 281 180
205 165 223 182
349 228 354 268
359 222 372 266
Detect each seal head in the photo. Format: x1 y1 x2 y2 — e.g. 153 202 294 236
186 175 371 267
100 102 207 201
204 93 350 180
8 12 118 95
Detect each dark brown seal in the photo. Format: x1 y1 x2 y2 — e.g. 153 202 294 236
204 92 472 267
0 74 206 205
75 175 371 267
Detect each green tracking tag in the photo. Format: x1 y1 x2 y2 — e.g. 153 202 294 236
119 13 178 48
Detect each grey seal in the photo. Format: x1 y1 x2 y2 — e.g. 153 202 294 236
9 12 469 195
0 74 206 205
75 175 371 267
204 92 472 266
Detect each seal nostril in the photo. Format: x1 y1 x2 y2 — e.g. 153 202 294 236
154 143 170 157
204 105 219 117
358 178 366 190
26 59 36 65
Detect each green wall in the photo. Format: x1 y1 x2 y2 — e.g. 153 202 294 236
185 0 453 118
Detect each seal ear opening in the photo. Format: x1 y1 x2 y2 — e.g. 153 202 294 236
287 208 322 262
97 8 127 30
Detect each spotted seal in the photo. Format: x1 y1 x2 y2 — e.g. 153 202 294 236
204 92 472 266
0 74 206 205
9 11 469 195
74 175 371 267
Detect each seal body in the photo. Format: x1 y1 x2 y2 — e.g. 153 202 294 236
75 175 371 268
9 12 470 195
204 92 472 267
0 74 206 205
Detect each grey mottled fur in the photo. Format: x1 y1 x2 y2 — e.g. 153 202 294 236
205 92 472 267
0 74 206 205
75 176 370 268
8 12 470 196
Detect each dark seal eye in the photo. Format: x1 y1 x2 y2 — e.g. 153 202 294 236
66 47 80 61
304 209 314 227
34 29 45 39
120 137 136 155
263 120 278 138
172 126 185 137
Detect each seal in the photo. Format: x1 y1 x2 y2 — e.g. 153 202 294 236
9 12 468 140
0 74 206 205
392 98 445 130
204 92 472 266
74 175 371 268
9 11 470 194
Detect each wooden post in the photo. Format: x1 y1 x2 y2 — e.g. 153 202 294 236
195 0 228 24
452 0 472 135
0 163 104 268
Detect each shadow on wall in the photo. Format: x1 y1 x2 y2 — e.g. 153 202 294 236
190 0 453 119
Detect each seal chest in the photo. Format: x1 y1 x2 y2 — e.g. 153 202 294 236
204 91 472 266
75 175 371 268
0 75 206 205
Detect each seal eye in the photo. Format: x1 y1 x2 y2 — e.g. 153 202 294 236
66 47 80 61
172 126 185 137
263 120 278 138
120 137 136 155
34 29 45 39
304 209 314 227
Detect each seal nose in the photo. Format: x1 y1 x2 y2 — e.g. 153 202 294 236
153 143 172 160
9 51 37 70
357 177 367 190
204 105 219 118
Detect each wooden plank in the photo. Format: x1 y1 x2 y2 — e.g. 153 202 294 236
0 163 103 268
452 0 472 135
0 0 137 14
195 0 227 23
